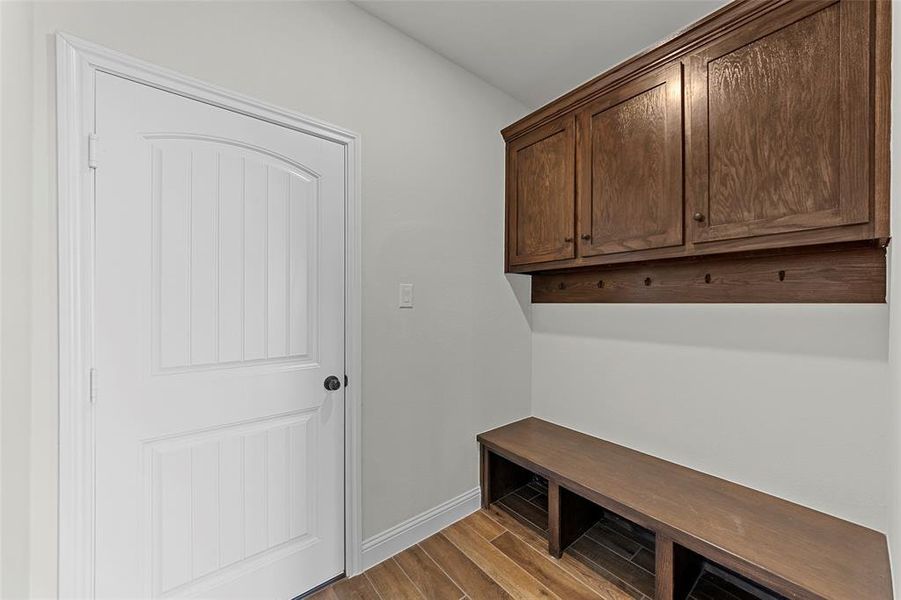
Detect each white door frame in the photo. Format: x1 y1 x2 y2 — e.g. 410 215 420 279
56 32 363 598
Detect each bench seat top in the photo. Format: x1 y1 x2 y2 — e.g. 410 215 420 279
477 417 891 600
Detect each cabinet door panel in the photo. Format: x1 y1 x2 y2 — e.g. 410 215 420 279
507 117 576 266
687 0 870 245
578 63 683 257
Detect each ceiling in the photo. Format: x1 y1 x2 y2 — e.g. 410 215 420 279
353 0 728 109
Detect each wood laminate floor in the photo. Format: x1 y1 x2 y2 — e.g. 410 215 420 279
309 481 781 600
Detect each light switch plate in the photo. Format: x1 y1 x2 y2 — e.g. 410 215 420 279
399 283 414 308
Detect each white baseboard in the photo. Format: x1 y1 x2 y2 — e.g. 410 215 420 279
360 487 481 571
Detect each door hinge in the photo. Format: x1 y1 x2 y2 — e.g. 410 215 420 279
89 368 98 404
344 374 349 388
88 133 98 169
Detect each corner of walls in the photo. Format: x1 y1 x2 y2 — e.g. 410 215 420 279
360 487 481 571
887 1 901 592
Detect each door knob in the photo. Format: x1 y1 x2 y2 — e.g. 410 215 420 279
581 234 592 241
324 375 341 391
693 212 705 222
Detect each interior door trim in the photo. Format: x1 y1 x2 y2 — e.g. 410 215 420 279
56 32 363 598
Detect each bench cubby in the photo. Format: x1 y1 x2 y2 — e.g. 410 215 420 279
670 546 787 600
477 418 892 600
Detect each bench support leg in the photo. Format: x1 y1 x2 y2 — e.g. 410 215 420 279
656 536 674 600
656 536 704 600
480 445 530 508
548 482 599 558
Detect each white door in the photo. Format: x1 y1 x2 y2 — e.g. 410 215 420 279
92 72 345 599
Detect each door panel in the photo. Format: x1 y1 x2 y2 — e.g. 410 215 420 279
578 63 683 256
150 136 318 371
507 117 576 266
687 0 871 244
94 72 344 599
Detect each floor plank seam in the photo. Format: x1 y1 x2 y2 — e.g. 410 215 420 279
482 506 630 600
567 546 647 600
362 572 386 600
414 539 473 600
496 498 548 533
393 552 426 599
435 530 516 599
443 520 564 600
407 542 467 600
514 536 609 600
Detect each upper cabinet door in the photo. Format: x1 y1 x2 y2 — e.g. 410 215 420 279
577 63 684 257
507 116 576 267
686 0 871 245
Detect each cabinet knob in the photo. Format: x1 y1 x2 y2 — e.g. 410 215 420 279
564 236 574 243
693 212 705 222
581 234 592 241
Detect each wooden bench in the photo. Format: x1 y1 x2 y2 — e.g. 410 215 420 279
477 418 892 600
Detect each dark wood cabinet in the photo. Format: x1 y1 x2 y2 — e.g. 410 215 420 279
506 116 575 267
685 0 871 245
501 0 889 302
577 63 683 257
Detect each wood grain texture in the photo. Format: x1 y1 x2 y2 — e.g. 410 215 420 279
503 0 889 283
420 533 514 600
632 549 656 575
687 0 871 244
585 523 643 561
655 537 674 600
874 0 892 239
531 243 886 303
442 520 559 599
491 532 605 600
365 559 425 600
319 502 654 600
548 482 561 558
498 492 549 532
569 537 656 598
330 574 381 600
394 545 465 600
478 418 893 600
578 64 683 256
460 511 507 542
709 4 839 223
482 506 640 600
502 0 793 142
494 485 655 599
509 220 879 274
507 117 576 266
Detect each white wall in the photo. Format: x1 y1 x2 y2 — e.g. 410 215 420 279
0 2 532 596
1 3 36 598
532 305 891 531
